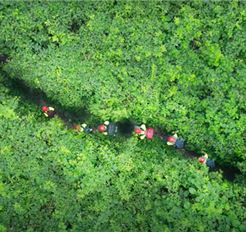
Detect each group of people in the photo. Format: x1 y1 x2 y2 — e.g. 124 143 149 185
41 104 215 169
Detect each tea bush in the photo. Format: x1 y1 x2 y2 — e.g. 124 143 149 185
1 1 245 170
0 75 245 231
0 1 246 231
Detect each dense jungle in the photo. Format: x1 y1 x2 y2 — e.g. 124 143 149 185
0 1 245 231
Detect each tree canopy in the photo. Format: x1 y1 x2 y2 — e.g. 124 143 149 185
0 1 245 231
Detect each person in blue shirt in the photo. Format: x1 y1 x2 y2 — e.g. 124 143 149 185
166 132 185 149
198 152 215 169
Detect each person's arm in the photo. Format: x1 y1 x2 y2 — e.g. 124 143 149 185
140 134 146 139
201 151 208 159
140 124 146 131
167 141 175 145
173 133 178 139
80 124 85 132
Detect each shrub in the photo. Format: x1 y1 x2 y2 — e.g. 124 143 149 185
1 1 245 170
0 74 246 231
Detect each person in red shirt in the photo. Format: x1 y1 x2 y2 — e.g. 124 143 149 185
41 105 56 118
97 121 118 136
134 124 155 140
166 132 185 149
198 151 215 169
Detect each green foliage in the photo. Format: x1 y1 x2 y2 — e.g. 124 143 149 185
1 1 245 169
0 1 246 231
0 75 246 231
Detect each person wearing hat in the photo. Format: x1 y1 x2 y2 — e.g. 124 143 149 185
80 123 93 133
97 121 118 136
73 123 93 133
41 105 56 118
198 151 215 169
134 124 155 140
166 132 185 149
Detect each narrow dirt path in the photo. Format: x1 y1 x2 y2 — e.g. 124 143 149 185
0 70 242 182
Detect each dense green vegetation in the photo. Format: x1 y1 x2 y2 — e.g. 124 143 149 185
0 75 245 231
0 1 245 231
1 0 245 170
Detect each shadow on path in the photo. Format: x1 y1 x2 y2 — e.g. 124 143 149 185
0 66 243 182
